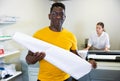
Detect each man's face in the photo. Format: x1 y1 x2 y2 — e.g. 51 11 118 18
49 7 66 27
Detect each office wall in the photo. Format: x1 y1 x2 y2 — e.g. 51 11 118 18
62 0 120 50
0 0 50 50
0 0 50 71
0 0 120 50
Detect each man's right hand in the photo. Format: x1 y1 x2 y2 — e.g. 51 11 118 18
34 52 46 61
26 51 46 64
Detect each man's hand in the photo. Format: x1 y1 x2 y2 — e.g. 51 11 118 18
26 51 46 64
88 59 97 69
34 52 46 61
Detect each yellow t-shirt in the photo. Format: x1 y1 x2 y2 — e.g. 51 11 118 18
33 26 77 81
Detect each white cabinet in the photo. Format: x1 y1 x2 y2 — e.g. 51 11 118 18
20 49 39 81
0 50 22 81
1 71 22 81
28 67 39 81
0 36 22 81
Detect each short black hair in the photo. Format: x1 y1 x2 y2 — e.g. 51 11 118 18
50 3 65 13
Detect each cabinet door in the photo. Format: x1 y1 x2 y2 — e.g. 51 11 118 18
90 69 120 81
28 67 39 81
91 80 114 81
29 72 38 81
78 73 90 81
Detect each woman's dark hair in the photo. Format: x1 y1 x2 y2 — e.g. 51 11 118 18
50 3 65 13
97 22 105 31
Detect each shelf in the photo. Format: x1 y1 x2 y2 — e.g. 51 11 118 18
0 33 21 81
1 71 22 81
0 36 12 41
0 50 20 58
0 21 16 24
0 16 17 24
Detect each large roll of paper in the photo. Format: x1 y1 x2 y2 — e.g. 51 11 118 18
12 32 91 79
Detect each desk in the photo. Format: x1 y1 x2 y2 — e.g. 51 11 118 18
79 50 120 81
78 61 120 81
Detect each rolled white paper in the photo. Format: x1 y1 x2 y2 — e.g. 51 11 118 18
12 32 92 79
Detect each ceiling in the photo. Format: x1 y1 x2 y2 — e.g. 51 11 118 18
49 0 69 2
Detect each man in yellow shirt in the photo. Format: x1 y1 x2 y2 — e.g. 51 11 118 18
26 2 96 81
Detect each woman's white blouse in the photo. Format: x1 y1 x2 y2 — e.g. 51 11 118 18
88 32 110 49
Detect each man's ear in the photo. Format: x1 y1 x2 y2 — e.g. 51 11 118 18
48 14 51 20
64 15 66 20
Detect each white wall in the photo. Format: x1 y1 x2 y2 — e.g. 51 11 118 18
0 0 120 50
0 0 51 72
0 0 50 35
0 0 50 50
62 0 120 50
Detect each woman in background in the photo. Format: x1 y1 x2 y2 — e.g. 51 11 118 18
85 22 110 51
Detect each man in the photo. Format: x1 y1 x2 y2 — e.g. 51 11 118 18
26 2 96 81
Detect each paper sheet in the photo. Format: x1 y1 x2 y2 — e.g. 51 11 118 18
78 50 88 59
88 55 116 60
12 32 92 80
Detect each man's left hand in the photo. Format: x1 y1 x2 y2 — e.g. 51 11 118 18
88 59 97 69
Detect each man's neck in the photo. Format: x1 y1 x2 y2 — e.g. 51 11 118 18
49 26 62 32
